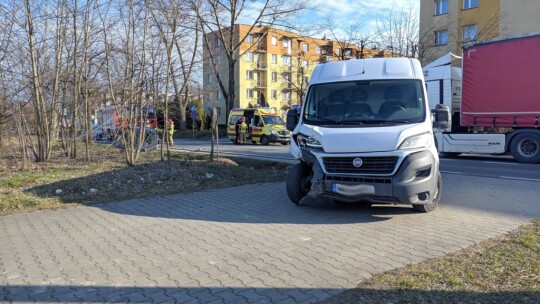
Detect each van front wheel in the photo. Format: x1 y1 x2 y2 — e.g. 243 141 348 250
260 135 270 145
286 162 311 205
413 172 441 213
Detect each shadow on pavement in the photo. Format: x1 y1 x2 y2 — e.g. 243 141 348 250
1 285 538 303
93 192 416 224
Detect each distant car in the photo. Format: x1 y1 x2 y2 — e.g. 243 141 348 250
81 124 105 140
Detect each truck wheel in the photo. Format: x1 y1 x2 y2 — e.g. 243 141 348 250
413 172 442 213
511 133 540 163
286 162 312 205
260 135 270 145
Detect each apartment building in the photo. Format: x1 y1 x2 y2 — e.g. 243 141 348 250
420 0 540 64
203 24 382 124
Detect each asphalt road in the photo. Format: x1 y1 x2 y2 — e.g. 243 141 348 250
173 138 540 182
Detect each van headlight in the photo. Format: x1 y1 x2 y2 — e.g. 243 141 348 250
297 133 322 149
399 133 432 150
268 127 277 135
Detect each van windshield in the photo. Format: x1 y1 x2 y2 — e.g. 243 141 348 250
303 80 426 126
263 115 284 125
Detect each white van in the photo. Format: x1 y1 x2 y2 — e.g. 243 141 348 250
285 58 451 212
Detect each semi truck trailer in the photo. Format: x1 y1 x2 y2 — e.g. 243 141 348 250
425 33 540 163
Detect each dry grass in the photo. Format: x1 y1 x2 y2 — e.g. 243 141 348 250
0 141 289 215
321 221 540 304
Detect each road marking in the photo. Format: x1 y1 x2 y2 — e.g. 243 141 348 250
443 171 540 182
498 176 540 182
440 171 463 175
482 161 515 165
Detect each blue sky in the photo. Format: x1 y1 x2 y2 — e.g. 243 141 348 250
300 0 420 35
239 0 420 40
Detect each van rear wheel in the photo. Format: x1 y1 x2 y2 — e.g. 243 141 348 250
286 162 311 205
413 172 441 213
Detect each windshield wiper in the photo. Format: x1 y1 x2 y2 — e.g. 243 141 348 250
389 120 411 124
337 119 364 125
305 114 340 124
358 119 411 125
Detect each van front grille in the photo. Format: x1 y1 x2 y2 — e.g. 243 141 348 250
323 156 399 174
325 175 391 184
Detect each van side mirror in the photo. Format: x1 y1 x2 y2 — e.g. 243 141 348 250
432 104 451 129
286 109 299 131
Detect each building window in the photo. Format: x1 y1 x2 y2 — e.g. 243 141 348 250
462 24 478 42
301 60 308 68
435 0 448 15
282 55 291 66
335 48 340 56
271 72 277 82
247 34 253 43
283 92 291 100
463 0 478 9
246 70 254 80
215 55 221 64
316 46 321 54
271 54 277 64
217 90 221 99
434 29 448 45
271 36 277 46
215 37 221 47
246 52 254 61
247 89 254 98
283 38 290 48
271 90 277 99
207 74 212 83
282 73 291 83
302 44 309 52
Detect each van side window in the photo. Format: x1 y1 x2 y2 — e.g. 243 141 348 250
254 115 263 127
229 115 240 125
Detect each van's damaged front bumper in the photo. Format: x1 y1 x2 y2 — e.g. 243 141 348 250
306 149 438 205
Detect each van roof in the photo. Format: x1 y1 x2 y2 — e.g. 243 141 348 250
231 108 277 115
309 58 423 85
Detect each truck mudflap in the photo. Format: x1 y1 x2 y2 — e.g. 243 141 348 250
322 150 438 205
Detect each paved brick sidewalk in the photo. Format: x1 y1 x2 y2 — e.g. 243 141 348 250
0 174 537 303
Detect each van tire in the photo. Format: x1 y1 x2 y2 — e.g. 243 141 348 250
286 162 311 205
260 135 270 145
413 172 441 213
251 141 257 144
511 133 540 163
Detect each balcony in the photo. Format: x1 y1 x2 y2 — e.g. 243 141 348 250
281 82 291 91
255 80 267 88
319 55 333 63
255 44 267 52
254 63 267 71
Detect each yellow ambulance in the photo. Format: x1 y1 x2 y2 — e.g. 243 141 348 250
227 108 291 145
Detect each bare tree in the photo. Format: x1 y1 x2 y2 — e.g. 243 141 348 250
320 17 375 60
99 0 152 165
375 4 419 58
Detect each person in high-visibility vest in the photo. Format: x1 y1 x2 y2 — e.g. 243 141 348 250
166 118 174 146
239 117 248 144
